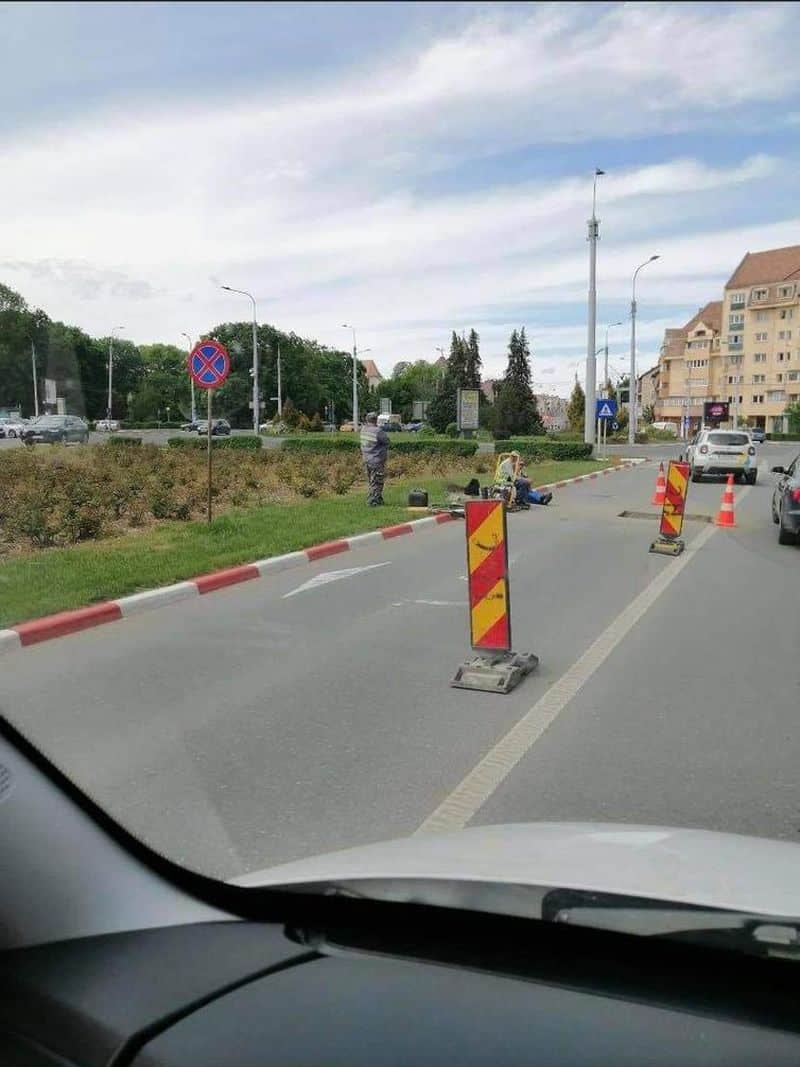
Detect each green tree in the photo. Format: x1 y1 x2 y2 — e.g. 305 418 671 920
786 401 800 433
464 329 482 389
566 379 585 432
642 403 655 425
493 327 543 435
426 374 458 433
447 331 468 385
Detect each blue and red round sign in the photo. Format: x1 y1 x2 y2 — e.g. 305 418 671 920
188 339 231 389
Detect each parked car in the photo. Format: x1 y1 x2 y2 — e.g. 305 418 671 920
0 416 28 438
687 429 757 484
195 418 231 436
339 421 355 433
402 421 423 432
771 454 800 546
651 421 678 436
21 414 90 445
95 418 120 432
748 427 767 444
181 420 201 432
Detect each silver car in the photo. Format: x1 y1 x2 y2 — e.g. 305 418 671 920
687 429 757 484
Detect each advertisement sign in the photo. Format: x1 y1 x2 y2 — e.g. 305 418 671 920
457 388 480 431
704 401 729 422
380 397 392 414
412 400 426 421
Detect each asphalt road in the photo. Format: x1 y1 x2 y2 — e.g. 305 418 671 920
2 444 799 881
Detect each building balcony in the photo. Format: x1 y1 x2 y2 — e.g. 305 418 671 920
726 342 743 352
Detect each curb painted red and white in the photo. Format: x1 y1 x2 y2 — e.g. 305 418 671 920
0 461 642 655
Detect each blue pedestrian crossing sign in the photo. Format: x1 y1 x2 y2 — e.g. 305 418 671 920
596 398 618 420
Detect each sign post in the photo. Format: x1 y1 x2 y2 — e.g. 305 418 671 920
595 398 617 460
457 388 480 438
649 460 690 556
188 339 231 523
451 499 538 693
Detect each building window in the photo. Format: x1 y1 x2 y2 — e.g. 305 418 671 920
754 352 767 362
756 310 769 322
780 308 793 319
729 355 742 365
754 332 768 342
779 330 792 340
779 352 785 361
752 374 766 383
779 286 794 298
753 395 764 404
730 292 746 307
728 314 744 327
694 329 707 336
753 288 768 301
788 371 800 381
767 391 786 401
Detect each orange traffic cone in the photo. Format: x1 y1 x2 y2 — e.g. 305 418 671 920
651 462 666 506
715 474 736 527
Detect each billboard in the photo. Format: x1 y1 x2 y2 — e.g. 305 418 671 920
379 397 392 414
457 388 480 431
704 401 729 422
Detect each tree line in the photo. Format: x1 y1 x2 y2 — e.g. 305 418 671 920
1 280 546 434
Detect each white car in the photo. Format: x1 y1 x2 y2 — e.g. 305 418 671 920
687 429 757 484
651 421 678 436
95 419 120 432
0 417 27 438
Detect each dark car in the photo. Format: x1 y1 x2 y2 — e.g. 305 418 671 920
196 418 231 436
749 427 767 444
771 454 800 545
21 414 89 445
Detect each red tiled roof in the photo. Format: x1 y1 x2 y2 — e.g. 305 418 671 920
360 359 382 380
683 300 722 333
725 246 800 288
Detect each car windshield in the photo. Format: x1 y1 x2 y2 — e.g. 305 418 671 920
707 433 750 446
2 1 800 964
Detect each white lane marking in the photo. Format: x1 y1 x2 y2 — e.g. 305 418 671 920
282 562 391 599
414 599 462 607
415 498 750 836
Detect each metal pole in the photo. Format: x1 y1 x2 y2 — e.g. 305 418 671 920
182 333 196 423
277 342 282 417
352 328 358 431
107 335 114 421
603 322 622 399
629 258 659 445
31 340 39 417
584 169 603 447
220 286 258 432
207 389 213 523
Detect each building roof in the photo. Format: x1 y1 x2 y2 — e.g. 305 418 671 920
637 365 659 383
725 245 800 289
360 359 382 380
683 300 722 333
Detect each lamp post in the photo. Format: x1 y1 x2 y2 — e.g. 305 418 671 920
584 167 604 447
107 326 124 421
29 337 39 417
629 256 660 445
342 324 359 428
181 332 196 423
603 321 623 398
221 285 259 432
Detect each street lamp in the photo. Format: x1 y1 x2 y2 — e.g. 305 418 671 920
181 332 196 423
600 321 623 398
221 285 259 432
629 256 660 445
28 335 39 417
585 167 604 447
342 324 360 428
107 326 124 421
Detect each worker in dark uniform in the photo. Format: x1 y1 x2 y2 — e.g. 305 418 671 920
360 411 389 506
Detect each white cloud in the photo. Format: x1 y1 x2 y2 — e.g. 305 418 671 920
1 2 799 393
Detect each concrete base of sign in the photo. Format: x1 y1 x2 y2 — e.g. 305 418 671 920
649 537 685 557
451 650 539 694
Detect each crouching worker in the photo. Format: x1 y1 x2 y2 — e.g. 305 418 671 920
516 462 552 506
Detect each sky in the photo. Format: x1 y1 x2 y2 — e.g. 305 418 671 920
2 1 800 397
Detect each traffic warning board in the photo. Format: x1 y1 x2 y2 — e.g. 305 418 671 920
659 460 690 540
465 499 511 651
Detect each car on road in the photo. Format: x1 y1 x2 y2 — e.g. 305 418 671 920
748 427 767 444
195 418 231 436
21 414 90 445
651 420 678 436
0 416 28 438
402 421 423 432
687 429 757 483
771 453 800 545
95 418 120 432
181 420 201 432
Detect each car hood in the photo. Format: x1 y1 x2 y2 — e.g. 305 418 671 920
231 822 800 918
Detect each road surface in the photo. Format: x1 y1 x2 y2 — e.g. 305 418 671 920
2 444 799 880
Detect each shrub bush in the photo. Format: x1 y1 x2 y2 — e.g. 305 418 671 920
417 425 437 437
105 435 142 448
444 422 458 438
280 436 478 457
166 435 263 450
492 429 511 441
504 439 593 461
766 433 800 441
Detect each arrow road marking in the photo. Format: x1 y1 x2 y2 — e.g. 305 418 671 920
282 562 391 599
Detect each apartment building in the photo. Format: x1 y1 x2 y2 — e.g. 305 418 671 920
655 245 800 434
535 393 568 431
637 365 659 416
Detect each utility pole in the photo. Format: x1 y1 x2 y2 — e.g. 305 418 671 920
30 339 39 417
182 333 196 423
221 286 259 432
342 324 359 428
629 257 659 445
276 342 282 418
584 168 604 447
107 326 124 421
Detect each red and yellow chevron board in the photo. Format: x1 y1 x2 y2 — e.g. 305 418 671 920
465 499 512 651
660 460 690 539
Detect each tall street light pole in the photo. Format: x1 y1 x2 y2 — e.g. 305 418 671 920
221 285 259 433
584 168 604 447
30 338 39 417
107 326 124 421
276 342 282 418
629 256 660 445
603 321 623 398
181 332 196 423
342 324 359 429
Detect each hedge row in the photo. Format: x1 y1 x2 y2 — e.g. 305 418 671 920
281 437 479 456
503 439 594 461
166 435 264 451
119 421 184 430
766 433 800 441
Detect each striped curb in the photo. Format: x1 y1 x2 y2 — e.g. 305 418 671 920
0 462 641 655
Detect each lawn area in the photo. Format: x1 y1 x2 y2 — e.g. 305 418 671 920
0 458 608 627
